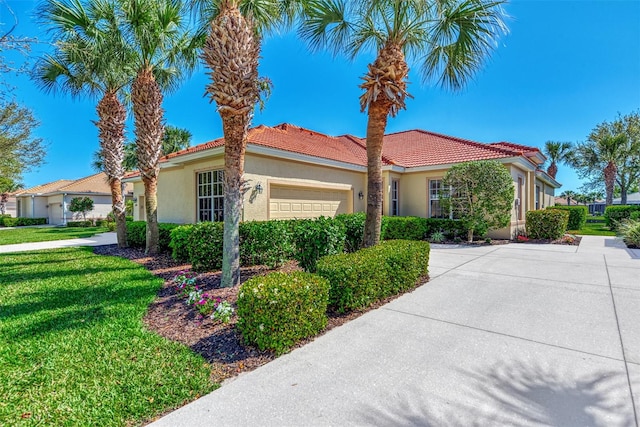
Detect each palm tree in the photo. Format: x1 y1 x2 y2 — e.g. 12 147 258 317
301 0 507 247
35 0 134 247
559 190 577 206
119 0 204 254
573 134 628 206
543 141 572 179
194 0 300 287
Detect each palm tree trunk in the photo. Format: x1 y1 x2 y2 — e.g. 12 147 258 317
221 114 248 287
547 162 558 179
604 161 617 206
363 101 389 247
132 67 164 254
96 91 127 247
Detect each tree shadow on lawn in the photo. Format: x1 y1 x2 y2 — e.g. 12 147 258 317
355 359 633 426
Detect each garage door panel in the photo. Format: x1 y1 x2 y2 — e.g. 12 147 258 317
270 185 350 219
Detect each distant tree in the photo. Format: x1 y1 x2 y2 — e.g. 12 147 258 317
0 101 46 182
543 141 572 179
69 197 95 223
441 160 514 242
0 1 37 100
0 176 22 215
92 125 191 171
571 111 640 205
559 190 577 205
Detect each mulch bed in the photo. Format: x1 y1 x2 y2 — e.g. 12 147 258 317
93 245 426 385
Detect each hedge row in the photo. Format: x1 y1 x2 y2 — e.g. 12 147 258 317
604 205 640 228
526 209 569 239
167 215 463 272
236 239 430 354
0 217 47 227
316 240 430 313
547 205 587 230
126 221 181 252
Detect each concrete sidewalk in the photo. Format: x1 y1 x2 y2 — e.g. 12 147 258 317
151 236 640 427
0 232 117 254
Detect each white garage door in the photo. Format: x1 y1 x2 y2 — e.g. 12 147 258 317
269 185 350 219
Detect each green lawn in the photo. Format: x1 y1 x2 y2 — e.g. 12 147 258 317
569 222 617 236
0 248 215 426
0 226 108 245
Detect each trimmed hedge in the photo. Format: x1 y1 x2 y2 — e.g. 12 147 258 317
335 212 365 252
548 205 587 230
0 217 47 227
316 240 430 313
291 217 346 272
67 220 93 227
381 216 428 241
126 221 180 252
526 209 569 239
605 205 640 228
187 222 224 272
240 220 295 268
169 224 194 262
237 271 330 355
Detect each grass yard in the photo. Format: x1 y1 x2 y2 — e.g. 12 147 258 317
0 226 108 245
0 248 215 426
569 222 616 236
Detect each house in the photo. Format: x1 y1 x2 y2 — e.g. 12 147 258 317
554 196 580 206
124 123 561 239
613 192 640 205
14 172 133 225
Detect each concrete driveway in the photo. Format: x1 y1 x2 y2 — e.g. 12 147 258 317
151 236 640 427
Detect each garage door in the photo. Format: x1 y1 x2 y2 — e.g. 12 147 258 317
269 185 350 219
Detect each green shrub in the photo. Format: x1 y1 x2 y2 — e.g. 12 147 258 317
381 216 428 241
548 206 588 230
335 213 365 252
240 220 295 268
1 217 47 227
126 221 180 252
292 216 346 272
94 219 108 227
316 240 430 313
605 205 640 228
1 217 17 227
188 222 224 272
424 218 467 240
67 220 93 227
526 210 569 239
237 271 330 355
631 211 640 221
618 219 640 248
126 216 134 222
169 225 194 262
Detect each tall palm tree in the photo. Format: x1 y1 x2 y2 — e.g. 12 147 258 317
119 0 204 254
543 140 572 179
301 0 507 247
35 0 134 247
194 0 300 287
559 190 577 206
573 134 628 206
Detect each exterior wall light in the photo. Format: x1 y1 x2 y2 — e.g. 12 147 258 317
255 183 263 194
358 191 364 200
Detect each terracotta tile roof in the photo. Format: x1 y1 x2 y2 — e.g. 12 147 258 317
126 123 541 176
379 129 521 168
16 179 75 195
17 173 133 196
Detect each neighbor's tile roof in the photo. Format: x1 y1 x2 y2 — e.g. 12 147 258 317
17 173 133 196
129 123 541 174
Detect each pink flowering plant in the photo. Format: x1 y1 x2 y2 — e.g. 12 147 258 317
171 271 234 323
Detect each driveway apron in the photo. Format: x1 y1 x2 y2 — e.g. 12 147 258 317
151 236 640 427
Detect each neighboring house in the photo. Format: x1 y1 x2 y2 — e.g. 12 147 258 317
14 172 133 225
588 200 606 215
1 194 17 217
554 197 579 206
124 123 561 239
613 192 640 205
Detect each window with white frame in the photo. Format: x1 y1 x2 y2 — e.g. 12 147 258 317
535 185 541 210
197 170 224 222
391 179 399 216
429 179 446 218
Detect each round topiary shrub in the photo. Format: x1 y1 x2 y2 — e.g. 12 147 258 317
237 272 330 355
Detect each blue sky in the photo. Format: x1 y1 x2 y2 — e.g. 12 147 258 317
3 0 640 191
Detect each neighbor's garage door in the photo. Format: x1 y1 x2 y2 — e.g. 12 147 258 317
269 185 350 219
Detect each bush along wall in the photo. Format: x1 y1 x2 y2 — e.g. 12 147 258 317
0 217 47 227
547 205 587 230
236 271 330 355
526 209 569 240
316 240 430 313
126 221 180 252
291 216 346 272
604 205 640 228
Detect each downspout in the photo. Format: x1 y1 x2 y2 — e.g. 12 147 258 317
31 194 35 218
